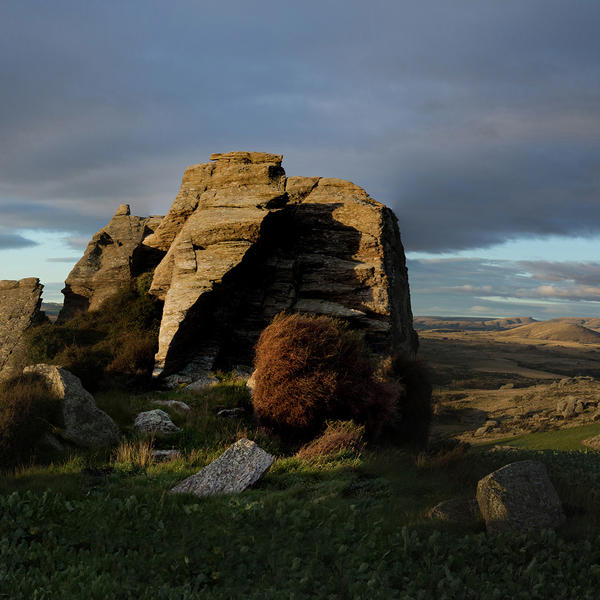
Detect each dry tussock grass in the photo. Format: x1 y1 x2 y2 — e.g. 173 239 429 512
295 420 365 460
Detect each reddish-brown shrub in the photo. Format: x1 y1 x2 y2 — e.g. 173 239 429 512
252 313 398 440
295 420 365 459
381 354 433 446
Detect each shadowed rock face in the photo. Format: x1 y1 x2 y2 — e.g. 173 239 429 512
0 278 44 382
61 152 417 384
58 204 164 321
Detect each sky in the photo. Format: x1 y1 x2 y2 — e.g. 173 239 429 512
1 0 599 319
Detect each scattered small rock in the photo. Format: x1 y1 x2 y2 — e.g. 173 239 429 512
152 399 191 414
217 408 246 419
170 438 274 497
151 449 182 461
476 460 565 534
582 435 600 451
134 409 181 435
186 376 219 391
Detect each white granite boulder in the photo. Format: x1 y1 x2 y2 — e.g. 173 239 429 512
152 399 191 414
170 438 274 497
23 364 120 448
476 460 565 534
134 409 181 435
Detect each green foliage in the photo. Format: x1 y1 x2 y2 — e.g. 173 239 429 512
0 374 60 469
26 278 163 390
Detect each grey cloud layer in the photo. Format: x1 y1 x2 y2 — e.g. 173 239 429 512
1 0 599 254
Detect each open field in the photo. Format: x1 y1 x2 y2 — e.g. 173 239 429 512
420 324 600 449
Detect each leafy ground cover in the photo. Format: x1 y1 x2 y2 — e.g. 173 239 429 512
2 380 600 598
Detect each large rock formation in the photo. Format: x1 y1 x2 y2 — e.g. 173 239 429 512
62 152 417 384
0 278 44 382
59 204 164 321
145 152 417 383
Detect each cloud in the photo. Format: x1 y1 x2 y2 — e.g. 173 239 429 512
0 233 38 249
46 257 81 263
0 0 599 254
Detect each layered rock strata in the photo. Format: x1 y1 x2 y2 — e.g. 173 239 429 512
146 152 417 382
0 278 44 382
58 204 164 321
62 152 417 384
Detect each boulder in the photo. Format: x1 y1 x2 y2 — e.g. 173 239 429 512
217 407 246 419
133 409 181 435
476 460 565 534
59 204 164 321
557 396 577 419
170 438 274 497
0 278 44 382
428 497 481 523
23 364 120 448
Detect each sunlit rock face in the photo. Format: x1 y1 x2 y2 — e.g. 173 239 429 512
145 152 417 384
61 152 417 385
0 278 44 382
58 204 164 321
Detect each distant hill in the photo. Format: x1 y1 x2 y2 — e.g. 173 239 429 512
414 316 536 331
548 318 600 333
41 302 63 322
498 321 600 344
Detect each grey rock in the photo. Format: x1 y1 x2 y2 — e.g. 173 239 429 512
476 460 565 534
499 383 514 390
151 449 182 461
0 278 44 382
217 408 246 419
170 438 274 497
428 497 481 523
23 364 120 448
152 399 191 414
134 409 181 435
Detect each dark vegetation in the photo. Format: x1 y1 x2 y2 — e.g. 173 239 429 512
0 374 60 469
26 274 162 391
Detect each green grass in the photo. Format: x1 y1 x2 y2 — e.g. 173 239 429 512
483 423 600 451
4 381 600 597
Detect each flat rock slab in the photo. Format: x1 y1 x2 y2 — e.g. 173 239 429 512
170 438 274 497
24 364 120 448
476 460 565 534
134 409 181 435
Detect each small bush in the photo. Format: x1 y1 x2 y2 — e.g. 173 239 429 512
0 374 60 469
381 354 433 446
26 275 162 391
252 313 398 441
296 420 365 460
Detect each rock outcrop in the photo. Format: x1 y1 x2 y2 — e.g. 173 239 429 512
59 204 164 321
476 460 565 534
146 152 417 383
62 152 417 384
23 364 120 448
170 438 274 497
0 278 44 382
